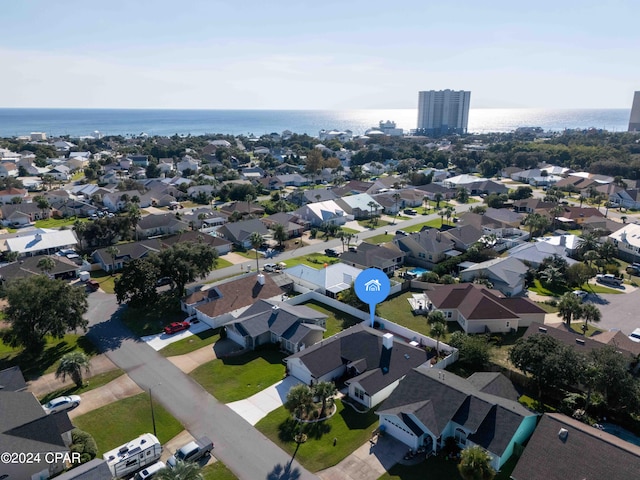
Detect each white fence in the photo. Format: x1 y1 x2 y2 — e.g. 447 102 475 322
286 289 458 369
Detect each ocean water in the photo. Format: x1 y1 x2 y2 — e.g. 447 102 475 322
0 108 631 138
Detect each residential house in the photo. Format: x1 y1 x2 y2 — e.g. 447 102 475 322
483 208 524 228
275 173 310 187
554 206 604 228
47 165 71 181
457 212 529 250
335 193 382 219
377 367 537 471
609 222 640 262
158 158 175 174
301 188 338 204
53 140 76 151
219 201 265 219
5 229 78 257
187 273 285 327
512 199 556 214
511 413 640 480
54 459 112 480
226 300 326 353
102 190 145 212
159 230 232 256
286 324 430 408
340 243 405 275
285 263 362 298
441 224 484 252
260 212 305 238
582 216 624 235
393 229 456 269
459 257 528 296
136 214 189 239
177 156 200 174
413 183 455 201
293 200 346 227
92 239 162 272
127 155 149 167
1 202 50 226
0 162 18 178
422 283 545 333
0 254 83 281
536 234 582 256
507 241 577 268
0 187 28 204
465 179 509 195
555 175 597 191
187 184 217 201
216 218 270 248
443 174 488 189
0 365 27 392
0 390 72 480
609 187 640 210
332 180 374 197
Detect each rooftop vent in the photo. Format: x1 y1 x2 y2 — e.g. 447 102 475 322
538 327 547 333
576 338 585 345
558 428 569 441
382 333 394 350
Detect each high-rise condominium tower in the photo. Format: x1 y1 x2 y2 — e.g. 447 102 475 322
629 92 640 132
417 89 471 136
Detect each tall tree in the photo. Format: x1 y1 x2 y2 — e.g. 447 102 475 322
249 231 264 273
524 213 550 241
272 223 287 249
37 256 56 275
105 246 119 275
430 321 447 359
313 381 337 418
285 384 314 421
392 192 401 224
114 258 161 307
433 192 443 209
156 242 218 295
4 276 88 353
445 206 455 225
458 445 496 480
557 292 583 327
427 310 446 325
579 303 602 331
73 220 87 251
55 352 91 388
155 461 203 480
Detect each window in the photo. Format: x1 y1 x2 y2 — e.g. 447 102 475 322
506 321 510 328
455 428 467 445
446 312 452 318
354 388 365 400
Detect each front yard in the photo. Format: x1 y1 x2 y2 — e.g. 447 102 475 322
0 332 98 379
159 328 221 357
255 399 379 472
189 346 286 403
120 294 186 337
283 253 342 269
39 369 125 403
528 279 624 297
73 393 183 455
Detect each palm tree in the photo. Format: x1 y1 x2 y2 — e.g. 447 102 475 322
336 230 346 252
155 461 203 480
430 321 447 359
583 250 600 268
622 215 628 224
580 303 602 332
550 205 564 230
392 192 401 224
249 231 264 273
35 196 50 220
105 246 119 275
524 213 550 241
445 206 455 225
438 209 445 227
558 292 583 327
37 256 56 275
578 195 586 208
285 384 314 421
272 223 287 249
458 445 496 480
367 201 377 220
128 204 141 241
313 381 337 418
433 192 443 209
427 310 446 325
422 195 429 214
245 194 254 217
55 352 91 388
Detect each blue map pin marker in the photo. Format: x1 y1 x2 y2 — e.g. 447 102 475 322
354 268 391 328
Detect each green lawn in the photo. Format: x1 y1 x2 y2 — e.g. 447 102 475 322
379 453 518 480
73 393 183 455
34 217 89 229
0 333 98 380
357 219 391 229
202 462 238 480
365 234 394 245
403 219 442 232
377 292 431 336
39 369 125 402
303 301 362 338
529 279 624 297
255 399 379 472
215 257 234 269
234 249 264 260
121 294 186 337
534 301 559 313
90 270 119 294
189 346 286 403
159 329 221 357
283 253 341 269
341 227 360 234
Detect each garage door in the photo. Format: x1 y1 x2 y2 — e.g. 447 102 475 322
287 359 312 385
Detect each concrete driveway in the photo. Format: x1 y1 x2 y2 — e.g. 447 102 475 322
227 376 301 425
142 317 212 351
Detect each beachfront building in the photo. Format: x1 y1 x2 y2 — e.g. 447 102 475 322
417 90 471 135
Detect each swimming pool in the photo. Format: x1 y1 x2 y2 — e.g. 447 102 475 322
410 268 430 276
600 422 640 447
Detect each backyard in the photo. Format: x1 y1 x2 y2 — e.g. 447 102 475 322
303 300 362 337
189 346 286 403
73 393 183 455
255 399 379 472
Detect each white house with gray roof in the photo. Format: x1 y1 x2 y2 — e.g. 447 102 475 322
284 263 362 298
459 256 528 296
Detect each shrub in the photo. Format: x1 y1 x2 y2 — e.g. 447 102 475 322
69 428 97 465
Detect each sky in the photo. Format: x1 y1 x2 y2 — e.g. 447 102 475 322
1 0 638 110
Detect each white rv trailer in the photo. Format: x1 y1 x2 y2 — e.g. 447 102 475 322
103 433 162 478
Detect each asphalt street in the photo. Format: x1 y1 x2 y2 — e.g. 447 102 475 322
587 288 640 334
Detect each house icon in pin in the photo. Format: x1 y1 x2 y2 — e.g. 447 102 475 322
364 279 382 292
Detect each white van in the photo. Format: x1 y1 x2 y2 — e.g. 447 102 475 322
134 461 166 480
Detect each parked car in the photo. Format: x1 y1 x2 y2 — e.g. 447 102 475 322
596 273 623 286
403 208 417 215
156 277 172 287
324 248 339 257
263 263 277 272
86 280 100 292
395 230 408 236
42 395 81 415
629 328 640 343
133 461 166 480
626 263 640 275
163 321 190 335
167 437 214 468
572 290 588 300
